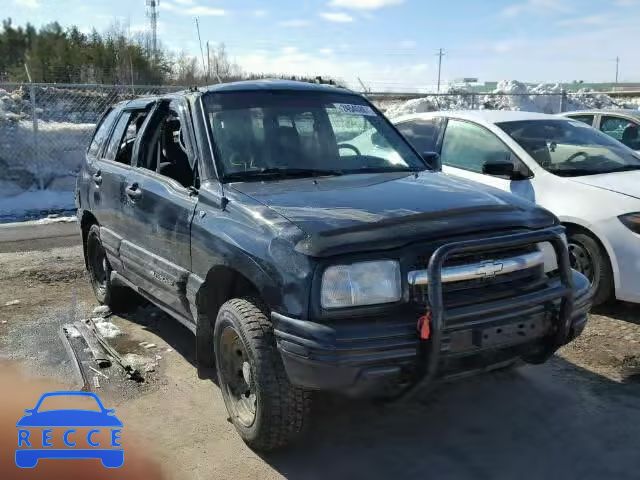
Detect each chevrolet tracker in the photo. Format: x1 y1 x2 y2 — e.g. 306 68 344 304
75 80 592 450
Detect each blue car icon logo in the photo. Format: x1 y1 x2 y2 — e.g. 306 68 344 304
16 391 123 468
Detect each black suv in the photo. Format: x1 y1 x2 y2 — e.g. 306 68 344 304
76 80 592 450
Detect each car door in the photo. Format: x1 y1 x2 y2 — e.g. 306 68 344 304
86 108 138 267
122 98 198 324
439 118 536 202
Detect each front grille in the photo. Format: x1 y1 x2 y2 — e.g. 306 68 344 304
410 244 549 318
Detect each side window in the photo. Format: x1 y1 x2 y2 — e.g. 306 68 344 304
440 119 513 173
396 118 443 153
567 114 594 126
103 112 131 163
119 111 149 165
600 116 639 149
88 109 119 157
142 105 195 189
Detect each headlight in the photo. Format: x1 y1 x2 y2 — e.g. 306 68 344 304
321 260 401 309
538 233 567 273
619 213 640 234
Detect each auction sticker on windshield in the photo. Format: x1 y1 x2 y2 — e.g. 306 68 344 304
15 391 124 468
333 103 376 116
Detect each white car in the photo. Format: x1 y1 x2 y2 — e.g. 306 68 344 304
388 110 640 304
561 109 640 152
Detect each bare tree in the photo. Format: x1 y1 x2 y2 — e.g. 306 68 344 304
208 43 242 82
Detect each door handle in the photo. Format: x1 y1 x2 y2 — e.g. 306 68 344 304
93 170 102 185
125 183 142 200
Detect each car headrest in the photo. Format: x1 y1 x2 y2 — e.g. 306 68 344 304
622 124 639 142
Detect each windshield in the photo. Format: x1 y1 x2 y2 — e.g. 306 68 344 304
203 91 425 180
497 119 640 177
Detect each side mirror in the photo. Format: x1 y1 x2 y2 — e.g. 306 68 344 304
422 151 442 171
483 160 525 179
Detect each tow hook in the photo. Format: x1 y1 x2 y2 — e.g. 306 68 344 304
417 310 432 340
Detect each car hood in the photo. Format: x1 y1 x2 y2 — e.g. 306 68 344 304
232 172 556 256
569 170 640 199
16 410 123 427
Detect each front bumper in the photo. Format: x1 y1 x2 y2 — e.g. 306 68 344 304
597 217 640 303
273 228 592 398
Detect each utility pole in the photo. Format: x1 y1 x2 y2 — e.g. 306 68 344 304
436 48 445 93
146 0 159 61
615 56 620 84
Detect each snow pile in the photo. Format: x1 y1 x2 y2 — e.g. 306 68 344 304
0 87 32 123
385 80 628 118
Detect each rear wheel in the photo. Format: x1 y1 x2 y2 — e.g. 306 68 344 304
86 224 136 312
567 231 613 306
214 298 311 451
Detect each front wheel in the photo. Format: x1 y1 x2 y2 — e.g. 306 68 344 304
214 298 311 451
567 231 613 306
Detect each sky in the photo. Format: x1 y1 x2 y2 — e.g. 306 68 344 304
6 0 640 90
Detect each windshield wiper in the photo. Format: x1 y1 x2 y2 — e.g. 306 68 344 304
341 166 424 174
604 165 640 173
224 168 344 181
549 165 640 177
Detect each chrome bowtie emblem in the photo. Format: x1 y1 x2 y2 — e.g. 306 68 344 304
475 260 504 278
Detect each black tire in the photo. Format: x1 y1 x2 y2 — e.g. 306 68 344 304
567 231 613 306
86 224 136 312
214 298 311 451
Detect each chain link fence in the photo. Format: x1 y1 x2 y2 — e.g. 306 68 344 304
1 82 639 221
0 83 186 220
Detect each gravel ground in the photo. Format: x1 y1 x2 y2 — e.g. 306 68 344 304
2 244 640 479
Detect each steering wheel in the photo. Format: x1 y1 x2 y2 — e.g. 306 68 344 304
566 151 589 163
337 143 361 156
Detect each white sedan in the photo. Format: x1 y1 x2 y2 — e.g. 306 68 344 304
389 110 640 305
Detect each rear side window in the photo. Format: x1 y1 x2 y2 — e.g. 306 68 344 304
103 110 149 165
104 112 132 162
566 114 594 126
600 116 640 147
88 109 119 157
396 118 443 153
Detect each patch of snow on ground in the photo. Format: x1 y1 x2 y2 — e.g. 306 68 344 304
32 215 77 225
0 215 77 227
64 325 81 338
93 318 122 339
92 305 111 317
122 353 157 373
0 189 75 223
